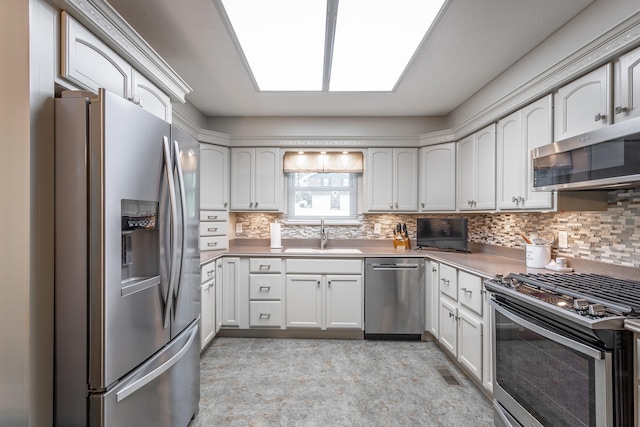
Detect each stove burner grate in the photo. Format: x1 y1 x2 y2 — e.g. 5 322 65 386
507 273 640 316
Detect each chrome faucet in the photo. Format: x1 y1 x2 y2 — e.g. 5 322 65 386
320 217 329 249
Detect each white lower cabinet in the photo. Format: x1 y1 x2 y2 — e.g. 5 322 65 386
248 258 284 328
285 259 363 330
220 257 248 328
200 260 216 350
436 262 488 387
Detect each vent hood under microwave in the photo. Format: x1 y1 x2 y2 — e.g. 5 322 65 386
532 115 640 191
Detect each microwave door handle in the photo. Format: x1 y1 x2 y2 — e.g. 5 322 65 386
171 139 188 320
162 136 179 329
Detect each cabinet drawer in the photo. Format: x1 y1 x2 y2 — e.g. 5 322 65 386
199 210 229 222
249 274 282 300
201 260 216 284
199 221 228 236
458 271 483 315
286 259 362 274
439 264 458 300
200 236 227 251
249 258 282 273
249 301 282 327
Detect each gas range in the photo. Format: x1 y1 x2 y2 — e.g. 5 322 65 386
484 272 640 330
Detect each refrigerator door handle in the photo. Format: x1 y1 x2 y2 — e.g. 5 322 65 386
171 139 188 320
115 323 199 402
162 136 179 329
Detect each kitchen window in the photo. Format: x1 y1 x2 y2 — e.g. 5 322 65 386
286 172 358 221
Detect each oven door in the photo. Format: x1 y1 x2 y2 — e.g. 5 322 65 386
490 300 612 427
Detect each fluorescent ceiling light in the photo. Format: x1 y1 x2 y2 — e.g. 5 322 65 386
220 0 446 92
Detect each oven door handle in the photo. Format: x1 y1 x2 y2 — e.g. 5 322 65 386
491 300 605 360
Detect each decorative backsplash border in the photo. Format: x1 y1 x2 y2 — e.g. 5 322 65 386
234 189 640 268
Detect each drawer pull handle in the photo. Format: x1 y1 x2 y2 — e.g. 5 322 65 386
594 113 606 122
449 312 455 318
207 215 218 220
441 278 450 285
207 227 218 232
207 242 218 247
259 286 271 291
259 265 271 270
207 271 213 277
461 287 472 296
615 105 628 114
259 313 271 319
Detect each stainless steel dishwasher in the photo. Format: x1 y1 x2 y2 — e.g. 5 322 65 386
364 258 425 339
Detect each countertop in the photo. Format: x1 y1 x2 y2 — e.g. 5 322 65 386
200 240 536 279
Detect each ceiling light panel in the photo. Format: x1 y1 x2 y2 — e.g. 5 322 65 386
330 0 446 92
221 0 327 91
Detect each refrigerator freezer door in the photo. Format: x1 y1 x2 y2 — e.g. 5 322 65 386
89 90 172 390
90 321 200 426
170 125 201 338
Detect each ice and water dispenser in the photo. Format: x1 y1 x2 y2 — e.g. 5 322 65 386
121 199 160 295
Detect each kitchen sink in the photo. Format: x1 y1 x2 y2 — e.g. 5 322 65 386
283 248 362 254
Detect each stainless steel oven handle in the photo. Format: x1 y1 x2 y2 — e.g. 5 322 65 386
491 300 604 360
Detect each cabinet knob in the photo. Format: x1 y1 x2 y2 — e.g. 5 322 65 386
421 202 425 208
389 203 393 208
224 202 228 208
615 106 628 114
594 113 606 122
432 267 437 273
328 280 331 287
395 202 398 208
249 202 253 208
512 196 517 203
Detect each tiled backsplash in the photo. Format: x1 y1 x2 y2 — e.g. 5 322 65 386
234 189 640 267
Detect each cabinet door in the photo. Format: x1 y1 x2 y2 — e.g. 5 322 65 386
425 260 439 337
200 282 215 350
496 111 523 210
439 297 458 355
457 135 476 211
325 275 363 329
458 309 482 381
554 64 611 140
215 259 223 333
367 148 394 211
394 148 418 211
221 257 240 327
522 95 553 209
254 148 282 211
230 148 254 210
60 12 132 99
131 70 171 122
614 46 640 123
482 285 493 393
200 144 230 211
285 275 322 328
475 124 496 210
419 143 456 211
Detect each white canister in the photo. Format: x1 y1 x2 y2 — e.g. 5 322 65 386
526 244 551 268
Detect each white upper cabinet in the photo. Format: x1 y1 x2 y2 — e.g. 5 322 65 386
230 147 282 211
131 70 171 122
554 64 611 140
614 45 640 123
60 12 171 121
200 144 230 211
419 143 456 211
497 95 553 210
366 148 418 212
457 124 496 211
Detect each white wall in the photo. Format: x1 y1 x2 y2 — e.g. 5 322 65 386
0 0 56 425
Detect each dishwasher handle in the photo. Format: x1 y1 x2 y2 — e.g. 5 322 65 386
371 263 420 271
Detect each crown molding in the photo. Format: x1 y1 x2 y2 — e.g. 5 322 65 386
172 109 231 145
54 0 192 103
418 129 456 147
229 136 420 148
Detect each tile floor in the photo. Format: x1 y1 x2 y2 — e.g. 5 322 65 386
190 337 493 427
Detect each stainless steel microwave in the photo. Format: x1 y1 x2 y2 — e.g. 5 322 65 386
532 115 640 191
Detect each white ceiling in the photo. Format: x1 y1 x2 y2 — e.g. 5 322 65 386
106 0 595 118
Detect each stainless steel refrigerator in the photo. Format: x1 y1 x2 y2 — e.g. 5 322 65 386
54 89 200 426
